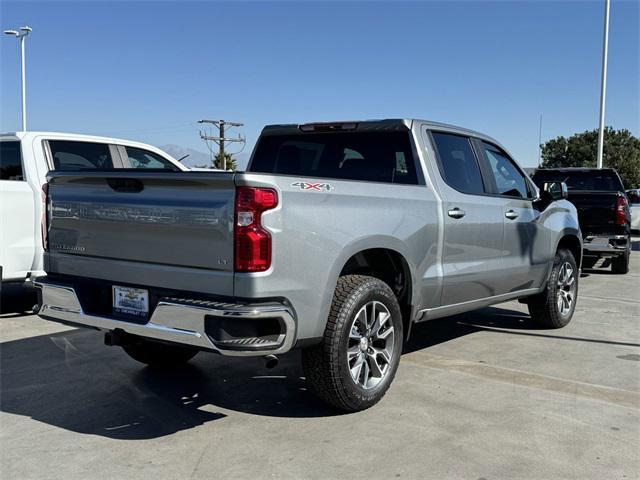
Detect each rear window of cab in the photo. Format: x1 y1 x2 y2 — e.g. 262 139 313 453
249 131 419 185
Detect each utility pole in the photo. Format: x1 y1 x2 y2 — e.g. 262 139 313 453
597 0 611 169
198 119 244 170
3 26 32 131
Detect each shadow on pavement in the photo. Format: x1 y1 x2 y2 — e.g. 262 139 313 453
404 306 540 354
3 303 624 440
0 284 37 315
0 327 336 440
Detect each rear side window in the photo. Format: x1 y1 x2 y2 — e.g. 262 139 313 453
49 141 114 170
125 147 178 170
431 132 484 195
249 132 419 184
0 141 24 181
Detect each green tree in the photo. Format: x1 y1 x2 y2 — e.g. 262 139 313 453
540 127 640 188
213 152 238 171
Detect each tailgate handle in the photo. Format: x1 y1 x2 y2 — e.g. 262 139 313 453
106 178 144 193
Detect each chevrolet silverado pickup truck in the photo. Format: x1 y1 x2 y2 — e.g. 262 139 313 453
533 168 631 273
35 119 582 411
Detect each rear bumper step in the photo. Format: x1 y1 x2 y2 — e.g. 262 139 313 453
583 235 629 256
34 278 296 357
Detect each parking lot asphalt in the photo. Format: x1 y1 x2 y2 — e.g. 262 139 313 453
1 240 639 480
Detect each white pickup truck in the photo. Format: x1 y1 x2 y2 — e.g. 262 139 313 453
0 131 186 303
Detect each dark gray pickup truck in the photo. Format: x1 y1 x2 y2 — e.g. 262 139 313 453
36 119 582 411
533 168 631 273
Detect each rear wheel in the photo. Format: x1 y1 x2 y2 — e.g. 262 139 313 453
302 275 403 412
527 248 578 329
122 337 198 367
611 250 630 274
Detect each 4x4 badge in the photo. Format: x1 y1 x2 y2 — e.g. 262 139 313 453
291 182 334 191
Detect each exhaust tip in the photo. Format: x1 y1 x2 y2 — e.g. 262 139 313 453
264 354 279 369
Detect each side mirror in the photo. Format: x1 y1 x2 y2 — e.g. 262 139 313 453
543 181 568 201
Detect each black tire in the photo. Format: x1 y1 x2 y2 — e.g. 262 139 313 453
122 337 198 367
528 248 578 329
611 251 630 274
302 275 403 412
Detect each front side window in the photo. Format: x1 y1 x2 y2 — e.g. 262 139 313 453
431 132 485 195
250 131 419 185
49 141 114 170
482 142 529 198
0 141 24 181
125 147 178 170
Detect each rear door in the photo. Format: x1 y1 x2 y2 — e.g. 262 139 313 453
428 131 506 305
477 141 549 291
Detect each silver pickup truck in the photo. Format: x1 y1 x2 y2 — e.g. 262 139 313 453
36 119 581 411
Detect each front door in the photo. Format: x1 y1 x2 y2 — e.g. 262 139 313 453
477 140 548 292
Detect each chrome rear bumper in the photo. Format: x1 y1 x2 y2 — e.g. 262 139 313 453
583 235 629 256
35 278 296 357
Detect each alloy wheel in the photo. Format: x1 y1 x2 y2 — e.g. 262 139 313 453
556 261 576 316
347 300 395 389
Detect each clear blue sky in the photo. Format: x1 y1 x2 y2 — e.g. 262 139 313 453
1 0 638 168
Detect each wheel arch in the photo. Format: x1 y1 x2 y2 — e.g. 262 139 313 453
556 233 583 269
339 247 414 340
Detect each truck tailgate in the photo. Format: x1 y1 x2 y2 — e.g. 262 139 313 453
568 191 620 235
45 170 236 295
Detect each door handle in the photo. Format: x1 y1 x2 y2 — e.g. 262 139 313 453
448 207 466 219
505 210 519 220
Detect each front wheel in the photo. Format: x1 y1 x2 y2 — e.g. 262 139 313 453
302 275 403 412
527 248 578 329
122 337 199 367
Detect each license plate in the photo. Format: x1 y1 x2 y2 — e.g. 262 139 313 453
113 286 149 317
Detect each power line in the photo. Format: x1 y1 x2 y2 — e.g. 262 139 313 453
198 119 245 170
107 122 199 135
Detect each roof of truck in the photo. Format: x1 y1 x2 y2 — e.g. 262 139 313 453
534 167 617 172
0 131 186 170
261 118 501 144
1 130 162 147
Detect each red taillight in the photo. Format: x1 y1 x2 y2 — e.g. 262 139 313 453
41 183 49 250
234 187 278 272
615 195 627 226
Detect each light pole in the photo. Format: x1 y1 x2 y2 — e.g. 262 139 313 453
597 0 610 169
3 25 32 131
